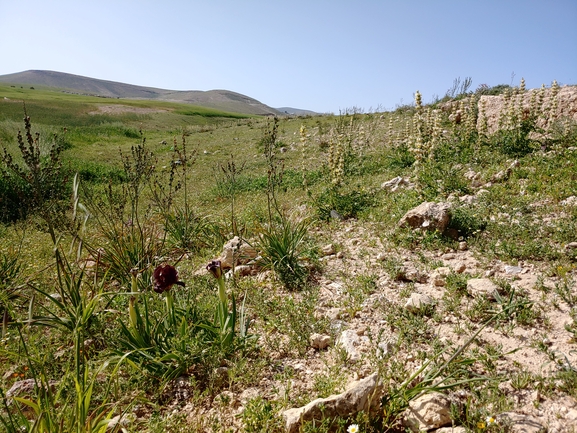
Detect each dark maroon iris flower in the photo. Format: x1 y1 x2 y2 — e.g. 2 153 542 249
206 260 223 280
152 264 185 293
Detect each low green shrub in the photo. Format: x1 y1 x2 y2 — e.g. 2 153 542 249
314 187 375 221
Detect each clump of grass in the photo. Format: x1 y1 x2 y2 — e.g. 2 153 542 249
257 215 311 291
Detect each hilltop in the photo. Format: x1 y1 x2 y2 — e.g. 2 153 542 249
0 70 285 116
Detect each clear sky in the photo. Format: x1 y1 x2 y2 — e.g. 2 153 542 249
1 1 576 113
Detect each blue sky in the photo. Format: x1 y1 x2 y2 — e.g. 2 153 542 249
1 0 575 113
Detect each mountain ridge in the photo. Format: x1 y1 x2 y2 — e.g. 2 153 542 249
0 70 288 116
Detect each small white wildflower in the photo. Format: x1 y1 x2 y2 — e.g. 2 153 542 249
486 416 497 425
348 424 360 433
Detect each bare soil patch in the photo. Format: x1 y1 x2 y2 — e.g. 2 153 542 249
89 104 169 115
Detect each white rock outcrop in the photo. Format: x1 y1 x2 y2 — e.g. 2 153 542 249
283 373 383 433
399 202 452 233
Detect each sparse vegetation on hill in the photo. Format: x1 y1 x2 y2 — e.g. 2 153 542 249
0 70 282 116
0 78 576 432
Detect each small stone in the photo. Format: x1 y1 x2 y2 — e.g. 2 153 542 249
338 329 361 361
321 244 336 256
239 388 261 405
561 196 577 206
459 195 477 205
565 242 577 250
467 278 499 299
453 262 467 273
214 366 229 383
382 176 409 191
325 307 342 320
505 265 523 275
234 265 256 277
7 379 59 398
396 265 428 283
496 412 546 433
398 202 452 233
402 392 453 432
436 427 466 433
218 236 257 269
431 267 451 286
404 293 435 313
377 341 392 358
107 414 135 430
330 210 345 220
376 252 387 261
310 333 331 350
458 241 467 251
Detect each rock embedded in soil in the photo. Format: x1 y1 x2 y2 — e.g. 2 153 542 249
496 412 546 433
402 392 453 432
337 329 363 361
431 267 451 286
218 236 257 269
404 292 436 313
310 333 331 350
466 278 500 299
398 202 452 233
283 372 383 433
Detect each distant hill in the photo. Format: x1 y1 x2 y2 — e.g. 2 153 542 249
276 107 320 116
0 70 285 116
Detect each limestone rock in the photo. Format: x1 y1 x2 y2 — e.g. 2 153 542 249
395 265 428 283
337 329 362 361
404 293 436 313
283 373 383 433
504 265 523 275
436 427 466 433
6 379 59 398
381 176 411 192
310 333 331 350
477 86 577 135
491 160 519 183
399 202 451 233
321 244 336 256
402 392 453 432
467 278 500 300
431 267 451 286
496 412 546 433
218 236 257 269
